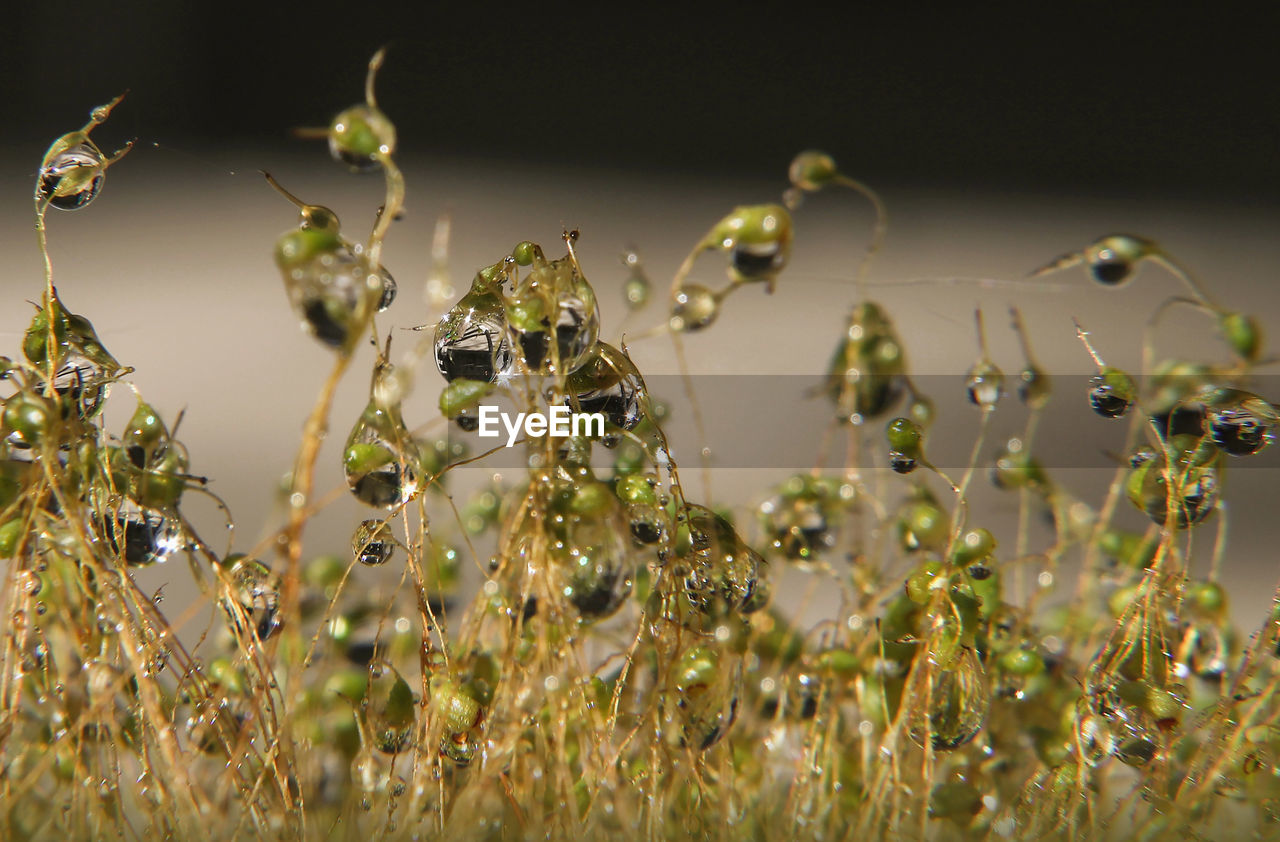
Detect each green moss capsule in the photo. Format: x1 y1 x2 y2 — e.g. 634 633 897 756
1090 367 1136 419
1219 311 1262 361
825 301 906 422
35 95 132 211
788 150 839 191
886 417 924 474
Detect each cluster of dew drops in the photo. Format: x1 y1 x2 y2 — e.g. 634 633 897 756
5 51 1280 841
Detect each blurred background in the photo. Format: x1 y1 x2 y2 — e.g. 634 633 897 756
2 5 1278 626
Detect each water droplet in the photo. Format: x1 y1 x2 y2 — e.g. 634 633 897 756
508 288 600 373
225 555 282 640
731 240 788 284
283 245 380 349
36 143 106 210
434 285 512 382
965 361 1004 409
682 505 768 616
559 530 634 622
908 648 989 751
376 266 397 312
664 645 741 750
365 662 415 755
344 372 420 508
564 342 646 433
97 503 185 566
1206 391 1277 456
760 475 837 562
1089 375 1133 418
52 356 109 419
353 519 395 567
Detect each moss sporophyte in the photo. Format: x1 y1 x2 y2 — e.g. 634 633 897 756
3 47 1280 842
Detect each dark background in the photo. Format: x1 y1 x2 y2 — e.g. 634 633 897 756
2 5 1276 200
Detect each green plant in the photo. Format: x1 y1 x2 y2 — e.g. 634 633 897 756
2 49 1279 842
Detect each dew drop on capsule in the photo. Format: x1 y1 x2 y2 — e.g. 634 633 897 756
99 504 184 567
908 650 989 751
670 285 719 332
434 291 512 383
36 143 106 211
965 361 1004 409
353 519 395 567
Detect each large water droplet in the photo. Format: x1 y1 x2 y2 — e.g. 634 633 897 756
434 290 512 382
366 662 415 755
559 520 634 623
664 645 742 750
225 555 281 640
353 519 395 567
908 648 989 751
683 505 769 616
564 342 646 433
343 393 420 508
98 503 184 566
36 143 105 210
284 246 380 349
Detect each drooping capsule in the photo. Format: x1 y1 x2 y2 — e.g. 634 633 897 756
894 491 951 554
1219 311 1262 362
990 438 1046 491
110 401 191 509
728 206 792 285
669 284 720 333
564 342 647 436
344 363 420 507
1085 235 1155 285
353 519 395 567
329 104 396 173
268 175 382 350
3 393 55 449
1033 234 1156 287
35 96 132 212
428 668 484 765
886 417 924 475
22 301 122 421
824 301 906 422
434 267 513 382
332 50 396 171
438 379 494 433
693 204 793 289
1089 367 1137 419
